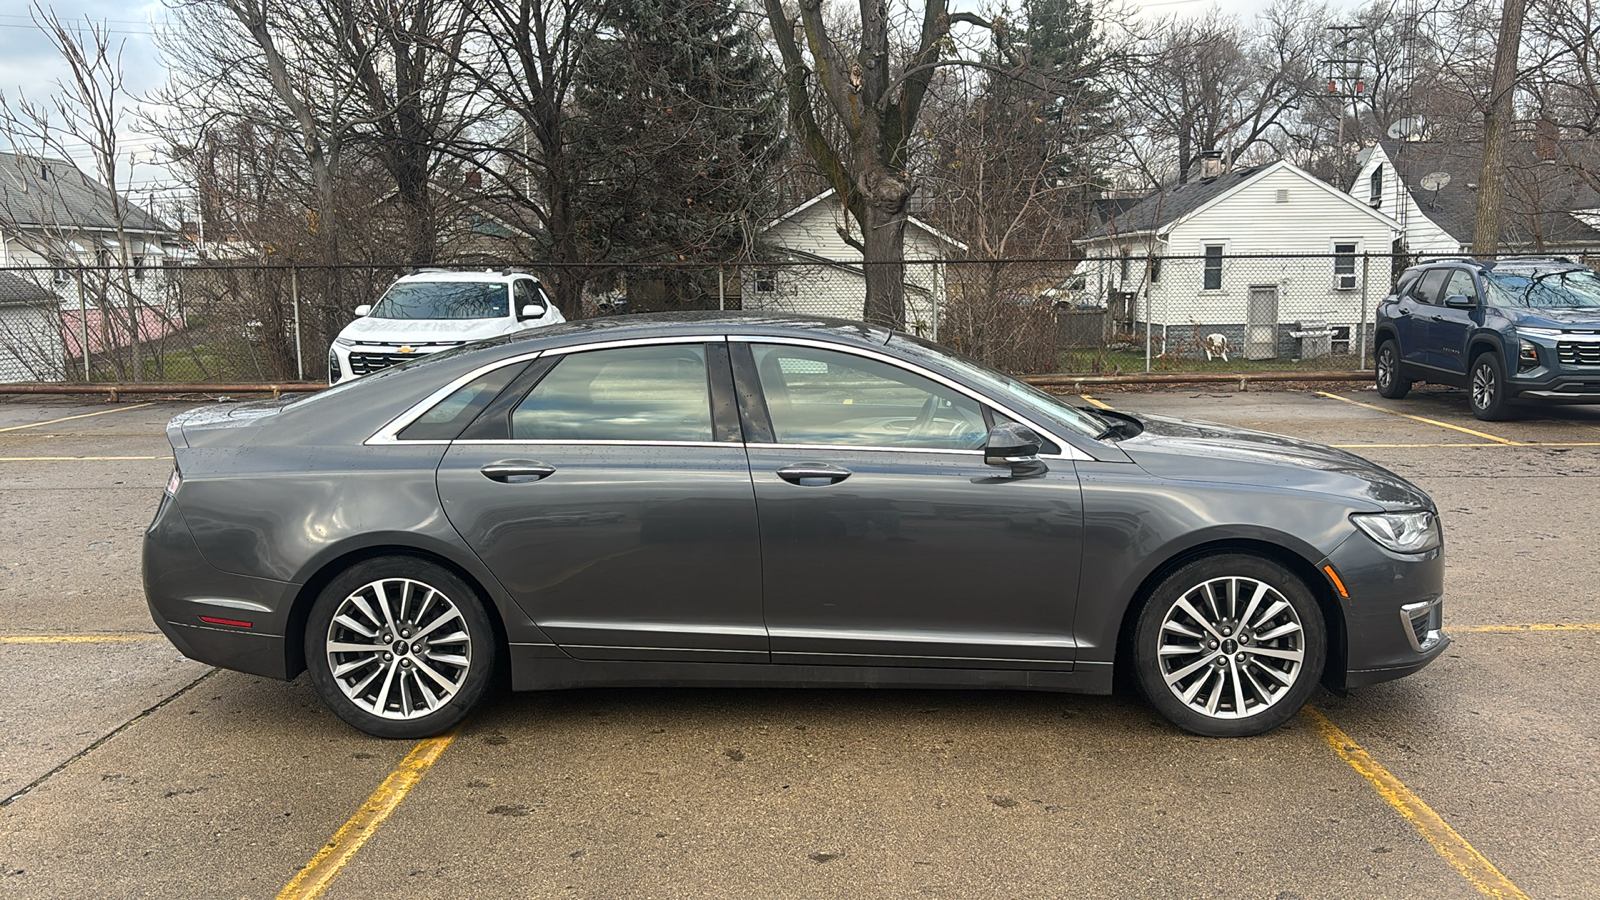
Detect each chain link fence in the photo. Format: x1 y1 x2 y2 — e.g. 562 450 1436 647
0 252 1535 386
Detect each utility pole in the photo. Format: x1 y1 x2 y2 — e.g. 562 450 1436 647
1323 24 1366 187
1472 0 1528 257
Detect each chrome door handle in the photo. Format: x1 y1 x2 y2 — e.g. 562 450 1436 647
776 463 852 486
480 460 556 483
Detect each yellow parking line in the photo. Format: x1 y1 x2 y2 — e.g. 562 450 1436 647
1331 441 1600 449
0 402 154 433
1304 708 1529 899
1314 392 1519 444
0 634 165 643
1079 394 1113 409
0 455 167 461
1451 623 1600 633
277 728 459 900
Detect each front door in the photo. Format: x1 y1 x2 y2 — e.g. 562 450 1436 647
735 341 1083 670
437 340 766 663
1430 269 1479 374
1245 286 1279 360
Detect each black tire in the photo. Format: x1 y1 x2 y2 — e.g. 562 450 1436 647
1134 554 1326 737
306 556 495 739
1469 352 1512 421
1375 340 1411 399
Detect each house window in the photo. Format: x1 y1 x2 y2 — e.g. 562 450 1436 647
134 256 146 281
1148 256 1162 284
1119 249 1131 283
1369 165 1383 208
51 258 72 285
1202 245 1223 291
1334 242 1358 290
755 269 776 293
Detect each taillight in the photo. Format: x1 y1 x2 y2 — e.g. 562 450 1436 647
166 467 182 495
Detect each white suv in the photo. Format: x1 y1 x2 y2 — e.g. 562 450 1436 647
329 269 566 384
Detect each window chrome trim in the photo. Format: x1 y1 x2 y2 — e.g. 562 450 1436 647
452 439 730 448
366 350 544 445
747 442 984 456
727 334 1092 461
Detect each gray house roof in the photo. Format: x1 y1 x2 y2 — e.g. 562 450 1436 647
0 151 173 235
1378 138 1600 247
0 270 57 306
1085 165 1268 240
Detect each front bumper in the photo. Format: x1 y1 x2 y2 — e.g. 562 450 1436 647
1322 526 1450 690
143 491 299 680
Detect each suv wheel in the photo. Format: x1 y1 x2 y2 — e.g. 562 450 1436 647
1375 340 1411 399
1469 352 1512 421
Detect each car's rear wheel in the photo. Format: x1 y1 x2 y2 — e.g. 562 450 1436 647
306 556 494 739
1469 352 1512 421
1134 554 1325 737
1375 340 1410 399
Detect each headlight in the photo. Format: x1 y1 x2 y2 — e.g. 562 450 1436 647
1516 327 1561 338
334 336 356 346
1351 510 1440 554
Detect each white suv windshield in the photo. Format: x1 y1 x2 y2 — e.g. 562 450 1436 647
371 282 510 319
1484 269 1600 309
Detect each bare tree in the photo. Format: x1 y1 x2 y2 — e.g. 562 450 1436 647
761 0 1004 327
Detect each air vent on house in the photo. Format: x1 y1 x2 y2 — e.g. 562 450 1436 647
1276 189 1289 203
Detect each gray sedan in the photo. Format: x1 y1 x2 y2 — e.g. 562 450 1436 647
143 313 1448 739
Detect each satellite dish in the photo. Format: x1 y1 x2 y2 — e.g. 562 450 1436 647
1386 116 1427 140
1419 171 1451 192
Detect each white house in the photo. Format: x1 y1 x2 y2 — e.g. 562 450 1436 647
741 190 965 336
0 271 64 382
1078 160 1401 361
1350 138 1600 258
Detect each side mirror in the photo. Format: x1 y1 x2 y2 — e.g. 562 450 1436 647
984 422 1047 477
520 303 546 319
354 304 372 317
1444 293 1476 309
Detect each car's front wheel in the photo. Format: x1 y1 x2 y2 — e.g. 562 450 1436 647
306 556 495 738
1470 352 1512 421
1134 554 1326 737
1375 340 1411 399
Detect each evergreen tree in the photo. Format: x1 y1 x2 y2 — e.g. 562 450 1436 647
574 0 785 268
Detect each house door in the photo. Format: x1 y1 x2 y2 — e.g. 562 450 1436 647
1244 286 1279 360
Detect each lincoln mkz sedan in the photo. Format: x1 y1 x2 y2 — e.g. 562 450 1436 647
144 314 1447 738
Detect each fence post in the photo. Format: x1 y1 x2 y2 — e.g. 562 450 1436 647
77 272 91 382
931 262 939 342
1359 252 1371 371
292 265 304 381
718 265 725 312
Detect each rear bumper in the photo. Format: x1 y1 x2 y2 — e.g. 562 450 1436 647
143 493 299 680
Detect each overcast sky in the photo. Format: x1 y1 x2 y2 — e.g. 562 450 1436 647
0 0 1364 214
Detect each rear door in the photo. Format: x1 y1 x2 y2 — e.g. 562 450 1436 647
436 339 766 663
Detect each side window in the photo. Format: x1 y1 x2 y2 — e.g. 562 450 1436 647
1202 245 1224 291
750 344 987 450
1444 271 1477 303
397 364 522 441
511 344 713 442
1412 269 1448 305
513 279 538 311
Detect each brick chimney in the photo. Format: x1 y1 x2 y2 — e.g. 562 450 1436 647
1195 150 1228 180
1535 117 1558 163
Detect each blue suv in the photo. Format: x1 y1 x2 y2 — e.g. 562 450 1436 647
1373 257 1600 420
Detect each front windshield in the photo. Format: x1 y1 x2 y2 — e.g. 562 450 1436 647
891 334 1107 439
370 282 510 320
1484 268 1600 309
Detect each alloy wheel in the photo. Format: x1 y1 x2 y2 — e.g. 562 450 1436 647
1155 576 1305 720
323 577 473 720
1471 361 1497 412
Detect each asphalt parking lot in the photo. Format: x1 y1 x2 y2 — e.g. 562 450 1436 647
2 385 1597 899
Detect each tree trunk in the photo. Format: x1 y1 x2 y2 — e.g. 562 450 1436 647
857 168 910 328
1471 0 1527 257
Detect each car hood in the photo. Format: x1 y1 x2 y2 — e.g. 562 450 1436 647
1116 413 1433 511
1507 308 1600 329
337 315 525 344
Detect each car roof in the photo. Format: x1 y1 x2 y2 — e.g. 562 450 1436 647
392 269 536 284
458 311 895 357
